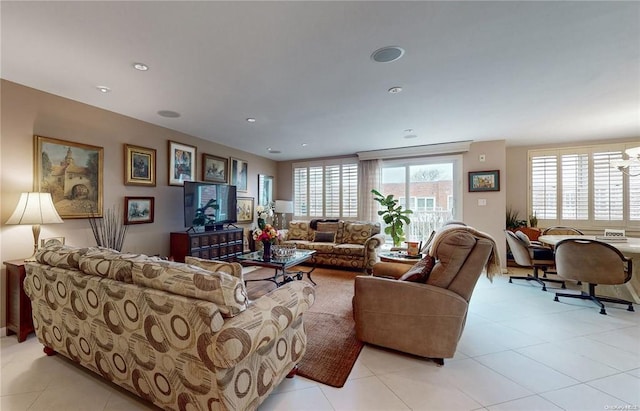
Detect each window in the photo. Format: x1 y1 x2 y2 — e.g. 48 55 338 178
381 156 462 240
529 143 639 229
293 159 358 218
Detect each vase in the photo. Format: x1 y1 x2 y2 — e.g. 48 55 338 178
258 218 266 230
262 240 272 261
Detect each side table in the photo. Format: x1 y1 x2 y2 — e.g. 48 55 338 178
3 260 34 342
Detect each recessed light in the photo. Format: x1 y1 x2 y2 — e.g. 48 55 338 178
246 118 256 123
404 134 418 139
388 86 403 94
371 46 405 63
404 129 414 134
96 86 111 93
301 143 308 147
133 62 149 71
267 148 282 154
157 110 181 118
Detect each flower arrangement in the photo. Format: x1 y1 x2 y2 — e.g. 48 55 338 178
252 223 279 243
256 204 273 221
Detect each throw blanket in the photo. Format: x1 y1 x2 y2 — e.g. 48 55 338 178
428 224 502 280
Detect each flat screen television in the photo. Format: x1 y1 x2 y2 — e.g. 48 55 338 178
184 181 237 230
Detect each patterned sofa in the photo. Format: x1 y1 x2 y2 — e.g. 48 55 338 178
24 245 315 411
280 220 385 271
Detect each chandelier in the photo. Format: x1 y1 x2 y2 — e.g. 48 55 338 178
611 146 640 177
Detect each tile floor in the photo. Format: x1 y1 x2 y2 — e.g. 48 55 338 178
1 269 639 411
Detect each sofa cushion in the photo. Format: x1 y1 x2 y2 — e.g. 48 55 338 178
185 256 243 279
288 221 310 240
316 221 339 233
340 222 376 245
132 261 248 317
398 255 436 282
304 242 337 254
35 245 93 269
332 244 366 257
313 231 336 243
79 249 164 283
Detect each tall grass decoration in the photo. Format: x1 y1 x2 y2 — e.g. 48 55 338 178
88 205 128 251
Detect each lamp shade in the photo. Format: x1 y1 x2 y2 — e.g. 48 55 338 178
274 200 293 213
6 192 63 225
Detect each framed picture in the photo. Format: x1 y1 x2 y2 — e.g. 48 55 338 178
468 170 500 192
168 140 197 186
258 174 274 207
202 153 228 183
237 197 254 223
124 144 156 186
34 135 104 218
40 237 65 248
124 196 155 224
230 157 248 192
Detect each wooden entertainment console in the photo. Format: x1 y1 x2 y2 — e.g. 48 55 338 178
170 227 244 263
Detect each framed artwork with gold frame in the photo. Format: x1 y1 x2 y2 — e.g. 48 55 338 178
124 144 156 186
34 135 104 218
237 197 254 223
202 153 228 183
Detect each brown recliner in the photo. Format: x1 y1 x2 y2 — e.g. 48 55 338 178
353 227 497 364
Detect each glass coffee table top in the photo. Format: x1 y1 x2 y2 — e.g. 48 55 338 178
237 250 316 286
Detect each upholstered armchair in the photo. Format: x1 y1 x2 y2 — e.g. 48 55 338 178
505 230 566 291
353 225 499 364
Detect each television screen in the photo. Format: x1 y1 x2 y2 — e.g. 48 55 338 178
184 181 237 229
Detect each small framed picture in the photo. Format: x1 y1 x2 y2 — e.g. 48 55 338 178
468 170 500 192
40 237 65 248
124 197 155 224
236 197 254 223
230 157 248 192
202 153 228 183
168 141 197 186
124 144 156 186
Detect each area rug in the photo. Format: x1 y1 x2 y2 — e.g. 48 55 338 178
244 266 363 388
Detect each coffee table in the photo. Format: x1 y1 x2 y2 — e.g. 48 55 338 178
237 249 317 287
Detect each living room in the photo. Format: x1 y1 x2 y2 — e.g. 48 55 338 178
1 1 639 410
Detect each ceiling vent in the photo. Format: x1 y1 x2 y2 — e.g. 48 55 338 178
371 46 405 63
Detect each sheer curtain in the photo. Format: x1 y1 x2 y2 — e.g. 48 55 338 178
358 159 382 221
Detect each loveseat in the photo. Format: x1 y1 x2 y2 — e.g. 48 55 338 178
279 220 385 271
353 224 500 363
24 245 315 411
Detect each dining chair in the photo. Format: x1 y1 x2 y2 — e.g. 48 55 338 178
542 226 584 235
505 230 565 291
553 238 634 315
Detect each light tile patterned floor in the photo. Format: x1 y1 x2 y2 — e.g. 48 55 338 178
2 268 639 411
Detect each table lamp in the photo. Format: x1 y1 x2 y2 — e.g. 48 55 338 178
6 192 64 261
274 200 293 229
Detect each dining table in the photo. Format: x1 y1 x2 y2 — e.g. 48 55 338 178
538 234 640 304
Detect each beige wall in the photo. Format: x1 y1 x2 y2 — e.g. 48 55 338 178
0 80 277 328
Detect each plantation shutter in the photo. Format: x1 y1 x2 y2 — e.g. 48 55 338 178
530 154 558 219
325 165 340 217
293 167 307 216
630 161 640 221
593 150 623 221
342 163 358 217
308 166 324 217
561 153 589 220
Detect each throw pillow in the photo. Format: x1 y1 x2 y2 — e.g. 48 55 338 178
314 231 336 243
287 221 310 241
398 255 436 282
341 222 374 245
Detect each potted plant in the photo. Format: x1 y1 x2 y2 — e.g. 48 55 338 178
506 206 527 230
371 189 413 247
529 212 538 228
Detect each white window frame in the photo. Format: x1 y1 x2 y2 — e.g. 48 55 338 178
528 142 640 230
292 157 358 219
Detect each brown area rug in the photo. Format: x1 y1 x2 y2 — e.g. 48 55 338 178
245 266 363 388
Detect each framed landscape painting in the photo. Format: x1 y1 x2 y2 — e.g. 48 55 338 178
34 135 103 218
468 170 500 192
237 197 254 223
230 157 248 192
169 141 196 186
124 196 154 224
124 144 156 186
202 153 228 183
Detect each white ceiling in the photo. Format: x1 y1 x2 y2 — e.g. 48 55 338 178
2 1 639 161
